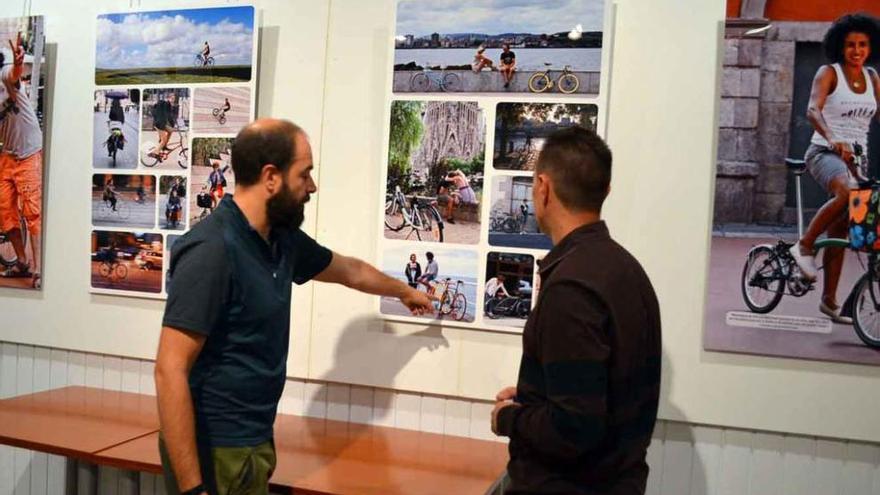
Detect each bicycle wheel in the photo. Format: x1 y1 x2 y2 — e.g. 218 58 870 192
194 55 202 67
439 291 453 315
528 73 551 93
140 142 160 167
411 73 430 92
117 202 131 221
178 146 189 169
218 115 226 125
212 108 220 117
853 274 880 347
429 207 444 243
99 262 111 278
441 72 461 92
206 57 215 67
502 218 518 234
559 73 580 94
740 245 785 313
516 300 531 318
115 263 128 280
98 202 111 219
451 293 467 321
384 199 407 231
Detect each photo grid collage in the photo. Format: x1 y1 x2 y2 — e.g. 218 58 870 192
89 6 256 297
379 0 607 332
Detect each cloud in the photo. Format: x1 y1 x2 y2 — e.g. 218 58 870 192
396 0 603 36
96 9 254 69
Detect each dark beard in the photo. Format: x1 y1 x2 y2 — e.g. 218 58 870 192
266 186 305 231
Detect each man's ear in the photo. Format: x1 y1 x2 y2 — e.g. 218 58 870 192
261 164 280 193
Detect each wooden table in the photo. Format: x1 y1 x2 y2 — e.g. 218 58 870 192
1 386 507 494
0 385 158 460
94 416 507 495
270 415 508 495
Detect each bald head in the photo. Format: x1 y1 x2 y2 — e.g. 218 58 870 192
231 118 305 186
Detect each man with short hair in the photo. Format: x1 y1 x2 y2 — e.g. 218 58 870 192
491 126 661 494
155 119 434 495
0 32 43 285
417 251 438 293
499 43 516 89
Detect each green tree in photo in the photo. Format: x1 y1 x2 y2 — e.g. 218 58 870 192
194 138 233 167
388 101 425 179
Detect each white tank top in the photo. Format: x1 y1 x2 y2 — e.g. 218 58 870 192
811 63 877 151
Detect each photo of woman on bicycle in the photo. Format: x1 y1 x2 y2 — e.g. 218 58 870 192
140 88 190 170
159 176 187 231
90 174 156 229
705 2 880 366
189 137 236 227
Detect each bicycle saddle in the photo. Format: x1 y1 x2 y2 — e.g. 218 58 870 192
544 62 552 66
784 158 806 173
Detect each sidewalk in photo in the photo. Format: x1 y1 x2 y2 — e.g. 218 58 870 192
704 236 880 365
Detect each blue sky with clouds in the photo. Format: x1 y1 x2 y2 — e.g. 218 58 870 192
396 0 604 37
383 246 478 279
96 6 254 69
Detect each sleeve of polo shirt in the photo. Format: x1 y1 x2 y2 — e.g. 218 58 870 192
290 228 333 285
162 237 231 336
496 279 610 461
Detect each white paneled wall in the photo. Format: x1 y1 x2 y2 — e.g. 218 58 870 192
4 341 880 495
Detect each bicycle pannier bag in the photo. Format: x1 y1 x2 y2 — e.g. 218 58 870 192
849 186 880 251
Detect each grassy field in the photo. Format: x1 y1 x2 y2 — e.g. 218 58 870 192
96 65 252 85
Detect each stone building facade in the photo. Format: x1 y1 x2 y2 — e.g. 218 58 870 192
411 101 484 176
715 19 832 226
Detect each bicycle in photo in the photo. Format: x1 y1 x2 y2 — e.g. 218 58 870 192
99 196 131 221
196 188 214 222
99 257 128 281
528 63 580 94
433 278 468 321
410 64 461 92
212 107 227 125
141 127 189 169
489 210 521 234
104 121 126 167
194 54 215 67
739 143 880 347
384 184 444 242
485 294 531 320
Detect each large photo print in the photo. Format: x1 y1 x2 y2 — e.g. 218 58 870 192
705 1 880 365
392 0 604 96
95 6 255 85
0 16 45 290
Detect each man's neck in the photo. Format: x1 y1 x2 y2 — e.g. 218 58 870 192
232 190 271 240
547 210 602 246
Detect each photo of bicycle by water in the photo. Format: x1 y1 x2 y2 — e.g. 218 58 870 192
189 137 235 227
92 89 139 169
95 6 255 85
193 86 250 134
384 100 485 245
393 0 604 96
90 231 163 294
90 174 155 229
489 176 552 250
494 103 598 171
483 252 534 329
705 3 880 365
380 245 478 323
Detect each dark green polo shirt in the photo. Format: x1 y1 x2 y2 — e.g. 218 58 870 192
162 195 332 446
